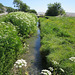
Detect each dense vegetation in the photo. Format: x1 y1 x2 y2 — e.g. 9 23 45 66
45 2 65 16
6 7 17 13
0 1 37 14
0 12 37 75
0 22 23 75
13 0 37 14
13 0 30 12
4 12 37 37
0 3 4 13
40 17 75 75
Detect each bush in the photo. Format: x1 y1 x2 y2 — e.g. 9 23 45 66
4 12 37 37
0 22 23 75
0 12 37 75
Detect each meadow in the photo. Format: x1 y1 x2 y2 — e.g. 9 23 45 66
40 17 75 75
0 12 37 75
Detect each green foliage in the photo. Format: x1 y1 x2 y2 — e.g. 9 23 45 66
0 3 3 7
6 7 17 13
0 22 23 75
45 2 65 16
40 17 75 75
0 12 37 75
19 2 30 12
0 3 4 13
13 0 23 7
13 0 30 12
4 12 37 37
28 9 37 14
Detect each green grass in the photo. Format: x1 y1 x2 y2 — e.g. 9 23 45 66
0 22 23 75
40 17 75 75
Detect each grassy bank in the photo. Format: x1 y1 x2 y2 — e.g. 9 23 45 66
40 17 75 75
0 12 37 75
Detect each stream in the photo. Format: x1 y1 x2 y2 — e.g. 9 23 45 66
23 23 42 75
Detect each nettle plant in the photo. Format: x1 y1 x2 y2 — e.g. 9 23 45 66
4 12 37 37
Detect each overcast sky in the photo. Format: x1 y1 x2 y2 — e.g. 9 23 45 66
0 0 75 13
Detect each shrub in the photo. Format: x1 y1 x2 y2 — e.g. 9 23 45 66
0 22 23 75
4 12 37 37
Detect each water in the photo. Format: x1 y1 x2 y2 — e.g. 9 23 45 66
23 25 42 75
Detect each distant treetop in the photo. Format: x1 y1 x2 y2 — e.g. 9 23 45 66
45 2 65 16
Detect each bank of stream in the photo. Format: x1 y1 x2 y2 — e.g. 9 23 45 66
22 23 42 75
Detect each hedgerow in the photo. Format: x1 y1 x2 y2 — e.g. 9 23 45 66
40 17 75 75
0 22 23 75
4 12 37 37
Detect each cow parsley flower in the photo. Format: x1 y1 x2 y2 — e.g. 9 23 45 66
41 69 51 75
69 57 75 62
1 22 5 23
14 59 27 68
52 60 59 65
0 36 2 38
49 67 54 71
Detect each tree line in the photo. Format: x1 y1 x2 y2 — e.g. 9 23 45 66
0 0 65 16
0 0 37 14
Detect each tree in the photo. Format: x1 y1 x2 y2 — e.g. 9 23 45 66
28 9 37 14
13 0 30 12
45 2 65 16
19 2 30 12
13 0 22 8
0 3 4 13
6 7 18 13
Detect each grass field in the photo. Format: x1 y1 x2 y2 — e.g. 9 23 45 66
40 17 75 75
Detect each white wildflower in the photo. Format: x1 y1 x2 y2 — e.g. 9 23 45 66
19 65 22 68
41 72 47 75
14 64 16 66
60 68 64 72
0 36 2 38
15 65 18 68
41 69 51 75
49 67 53 71
52 60 59 65
21 64 24 66
1 22 5 23
14 59 27 68
69 57 75 62
27 45 29 47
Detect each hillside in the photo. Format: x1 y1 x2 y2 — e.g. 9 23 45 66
0 3 5 13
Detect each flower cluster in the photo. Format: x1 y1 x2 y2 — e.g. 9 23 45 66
52 60 59 65
14 59 27 68
69 57 75 62
5 12 37 37
48 67 53 71
41 69 51 75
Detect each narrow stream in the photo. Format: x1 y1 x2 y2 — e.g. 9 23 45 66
23 22 42 75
